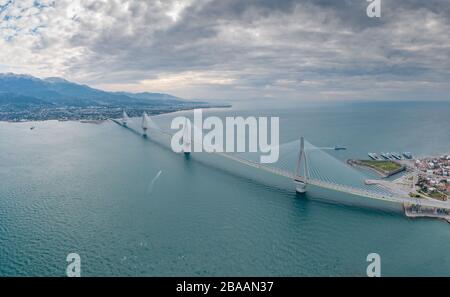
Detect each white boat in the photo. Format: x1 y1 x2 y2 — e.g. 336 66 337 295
403 152 413 159
368 153 381 160
391 152 402 160
385 153 394 160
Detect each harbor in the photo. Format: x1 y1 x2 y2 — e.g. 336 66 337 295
404 203 450 224
368 152 413 161
350 151 450 222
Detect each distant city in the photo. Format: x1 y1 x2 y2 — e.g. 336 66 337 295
0 73 229 122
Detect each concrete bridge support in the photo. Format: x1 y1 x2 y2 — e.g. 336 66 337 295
295 137 309 193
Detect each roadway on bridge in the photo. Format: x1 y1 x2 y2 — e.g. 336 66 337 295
112 117 450 211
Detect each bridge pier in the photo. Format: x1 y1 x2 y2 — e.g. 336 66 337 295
142 112 150 138
294 137 309 194
294 177 307 194
183 145 191 156
182 118 192 156
122 110 129 127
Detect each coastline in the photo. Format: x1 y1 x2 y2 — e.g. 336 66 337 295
0 104 232 124
404 203 450 224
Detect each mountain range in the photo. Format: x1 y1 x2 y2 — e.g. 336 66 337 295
0 73 192 108
0 73 222 121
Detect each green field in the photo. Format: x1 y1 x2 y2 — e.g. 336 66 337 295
359 160 402 172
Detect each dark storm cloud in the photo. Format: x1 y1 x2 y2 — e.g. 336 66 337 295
1 0 449 100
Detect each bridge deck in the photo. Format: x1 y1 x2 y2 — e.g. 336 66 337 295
111 118 450 211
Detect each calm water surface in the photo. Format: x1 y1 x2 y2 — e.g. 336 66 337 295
0 101 449 276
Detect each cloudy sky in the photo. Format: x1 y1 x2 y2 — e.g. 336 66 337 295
0 0 449 101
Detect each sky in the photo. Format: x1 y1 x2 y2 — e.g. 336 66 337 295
0 0 449 101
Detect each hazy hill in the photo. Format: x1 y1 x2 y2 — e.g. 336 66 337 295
0 73 191 107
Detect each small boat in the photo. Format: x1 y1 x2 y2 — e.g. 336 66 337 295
403 152 413 159
385 153 395 160
392 153 404 160
30 126 35 130
391 153 401 160
368 153 381 160
334 146 347 151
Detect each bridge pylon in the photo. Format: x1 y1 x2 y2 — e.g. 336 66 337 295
182 118 192 156
294 136 309 194
142 112 150 137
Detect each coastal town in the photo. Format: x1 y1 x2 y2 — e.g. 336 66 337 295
349 152 450 222
0 105 215 122
351 152 450 202
414 155 450 201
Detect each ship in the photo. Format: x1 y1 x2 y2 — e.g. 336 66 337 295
403 152 413 159
334 145 347 151
385 153 396 160
368 153 381 160
395 153 405 160
391 152 403 160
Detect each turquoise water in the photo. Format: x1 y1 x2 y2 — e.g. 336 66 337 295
0 101 450 276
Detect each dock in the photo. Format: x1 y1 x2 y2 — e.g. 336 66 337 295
404 203 450 224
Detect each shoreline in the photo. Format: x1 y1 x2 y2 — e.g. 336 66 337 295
404 204 450 224
0 104 232 124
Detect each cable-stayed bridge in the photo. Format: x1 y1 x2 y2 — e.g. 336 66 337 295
112 114 450 213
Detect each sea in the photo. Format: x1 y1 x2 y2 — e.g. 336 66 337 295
0 100 449 276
